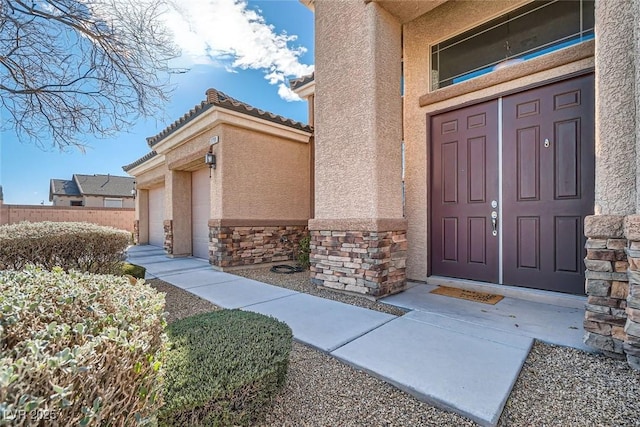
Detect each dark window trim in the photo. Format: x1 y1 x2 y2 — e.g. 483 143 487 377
420 40 594 108
430 0 594 91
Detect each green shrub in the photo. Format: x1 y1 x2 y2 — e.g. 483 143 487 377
297 235 311 269
160 310 292 426
0 221 130 274
0 267 167 426
122 262 147 279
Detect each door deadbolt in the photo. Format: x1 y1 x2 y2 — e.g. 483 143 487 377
491 200 498 208
544 138 550 148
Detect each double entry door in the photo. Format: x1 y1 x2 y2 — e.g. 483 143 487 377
430 74 594 294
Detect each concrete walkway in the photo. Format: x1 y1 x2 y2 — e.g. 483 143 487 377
127 245 589 427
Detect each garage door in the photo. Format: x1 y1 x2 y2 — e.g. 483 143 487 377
148 187 165 248
431 74 594 294
192 168 211 259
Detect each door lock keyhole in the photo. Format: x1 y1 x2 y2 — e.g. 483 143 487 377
544 138 550 148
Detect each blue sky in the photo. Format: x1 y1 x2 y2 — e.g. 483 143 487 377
0 0 314 205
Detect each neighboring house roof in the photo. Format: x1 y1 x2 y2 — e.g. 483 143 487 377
49 175 134 201
49 179 81 201
145 88 312 148
290 72 315 91
122 151 158 173
73 174 135 197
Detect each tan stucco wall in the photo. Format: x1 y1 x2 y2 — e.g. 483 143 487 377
128 116 310 255
53 195 134 208
159 123 220 256
83 196 104 208
166 169 192 255
220 125 310 220
132 164 166 246
136 189 149 243
164 124 223 171
402 0 595 281
79 195 134 208
134 164 166 189
52 195 83 206
314 0 403 220
594 0 637 215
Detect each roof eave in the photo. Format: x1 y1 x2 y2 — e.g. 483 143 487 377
126 153 166 177
151 106 312 156
293 81 315 99
300 0 314 12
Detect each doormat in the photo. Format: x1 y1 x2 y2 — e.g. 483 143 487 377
430 286 504 305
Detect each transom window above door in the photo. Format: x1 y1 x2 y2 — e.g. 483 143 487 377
430 0 594 90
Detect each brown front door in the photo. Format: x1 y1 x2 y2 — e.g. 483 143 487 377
502 74 595 294
430 74 594 294
431 100 499 283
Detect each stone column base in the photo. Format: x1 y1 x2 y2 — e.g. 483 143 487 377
163 220 173 254
583 214 640 370
208 219 308 269
133 220 140 245
308 218 407 298
623 215 640 370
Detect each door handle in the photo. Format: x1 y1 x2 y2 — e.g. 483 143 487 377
491 211 498 236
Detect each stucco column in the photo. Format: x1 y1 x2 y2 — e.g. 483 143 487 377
136 189 149 244
310 0 406 297
634 0 640 214
583 0 639 365
594 0 637 215
313 0 403 220
166 169 192 256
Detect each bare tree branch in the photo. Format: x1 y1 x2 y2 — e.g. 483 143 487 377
0 0 183 150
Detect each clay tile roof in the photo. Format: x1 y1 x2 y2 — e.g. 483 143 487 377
290 72 315 91
122 151 158 172
73 174 135 197
145 88 312 148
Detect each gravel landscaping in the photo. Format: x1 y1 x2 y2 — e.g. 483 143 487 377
148 277 640 426
230 266 408 317
150 279 220 323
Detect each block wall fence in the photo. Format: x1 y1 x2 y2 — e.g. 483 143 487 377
0 203 134 233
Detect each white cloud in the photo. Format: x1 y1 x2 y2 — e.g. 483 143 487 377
277 83 301 102
163 0 313 101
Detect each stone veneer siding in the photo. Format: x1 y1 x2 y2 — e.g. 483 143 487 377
623 215 640 370
309 230 407 298
209 222 308 268
163 220 173 255
583 215 640 370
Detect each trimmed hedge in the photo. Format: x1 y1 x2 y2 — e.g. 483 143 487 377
0 221 130 274
0 267 167 426
160 310 292 426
